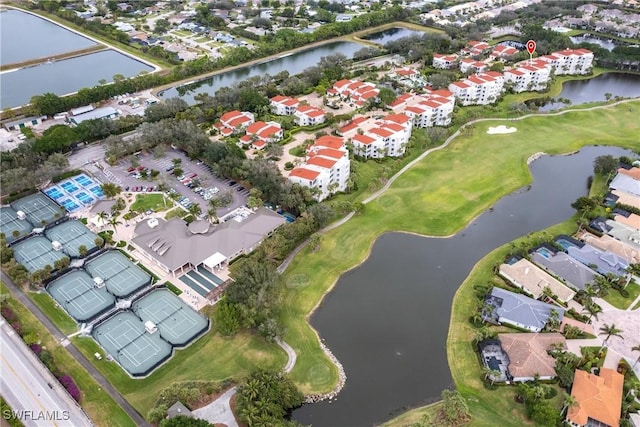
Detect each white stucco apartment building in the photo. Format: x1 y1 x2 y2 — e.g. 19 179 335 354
288 135 350 201
388 89 455 128
448 71 505 106
504 63 552 92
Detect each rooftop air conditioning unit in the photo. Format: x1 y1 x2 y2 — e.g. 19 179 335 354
16 210 26 220
94 277 105 288
52 241 63 251
147 218 159 229
145 321 158 334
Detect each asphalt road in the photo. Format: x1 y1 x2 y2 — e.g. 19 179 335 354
0 273 149 427
0 319 92 427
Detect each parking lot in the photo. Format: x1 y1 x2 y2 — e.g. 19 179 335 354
93 149 249 217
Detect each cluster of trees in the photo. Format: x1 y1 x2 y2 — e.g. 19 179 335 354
384 32 453 63
1 147 69 195
515 382 561 426
235 370 304 427
29 71 167 116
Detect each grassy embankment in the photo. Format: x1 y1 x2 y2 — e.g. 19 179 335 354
0 282 135 427
279 100 639 409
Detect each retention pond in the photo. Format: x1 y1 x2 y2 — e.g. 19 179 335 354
292 145 633 426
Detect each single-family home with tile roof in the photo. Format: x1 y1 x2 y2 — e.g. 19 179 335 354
566 368 623 427
498 332 566 382
483 287 564 332
499 258 576 303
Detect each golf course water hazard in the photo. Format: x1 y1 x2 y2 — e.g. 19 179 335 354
292 146 634 426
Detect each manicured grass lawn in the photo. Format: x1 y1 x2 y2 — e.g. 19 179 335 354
130 193 171 213
279 101 640 402
603 282 640 310
163 207 187 220
589 172 609 198
0 282 135 427
29 292 77 336
380 402 441 427
71 307 287 415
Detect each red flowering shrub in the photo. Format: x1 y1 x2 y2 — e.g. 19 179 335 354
58 375 81 402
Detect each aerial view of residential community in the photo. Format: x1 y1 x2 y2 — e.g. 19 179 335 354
1 0 640 426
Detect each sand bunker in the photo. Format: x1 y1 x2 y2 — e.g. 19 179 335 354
487 125 517 135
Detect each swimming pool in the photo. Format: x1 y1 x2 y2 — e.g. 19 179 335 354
556 238 577 251
537 248 553 259
60 181 79 194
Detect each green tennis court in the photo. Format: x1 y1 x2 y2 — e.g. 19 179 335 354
47 270 116 322
85 251 151 298
11 193 65 227
92 311 173 377
1 207 33 243
132 289 209 346
12 236 66 273
45 220 99 258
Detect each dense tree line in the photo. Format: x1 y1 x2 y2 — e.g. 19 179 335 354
384 32 454 63
235 370 304 427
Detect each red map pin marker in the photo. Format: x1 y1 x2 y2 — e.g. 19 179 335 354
526 40 536 55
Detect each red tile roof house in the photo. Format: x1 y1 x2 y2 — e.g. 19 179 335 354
294 105 326 126
239 121 283 150
462 40 491 56
491 44 519 59
215 110 255 136
432 53 459 69
566 368 623 427
269 95 300 115
331 79 379 106
459 58 488 74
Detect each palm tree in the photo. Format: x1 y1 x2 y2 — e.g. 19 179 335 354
561 391 578 416
206 208 218 224
188 203 202 218
108 217 122 232
598 323 624 353
582 302 601 324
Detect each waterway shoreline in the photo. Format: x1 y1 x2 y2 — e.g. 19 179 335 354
284 100 639 424
152 21 441 97
0 45 108 74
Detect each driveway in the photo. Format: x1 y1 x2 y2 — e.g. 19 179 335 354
592 308 640 374
192 387 238 427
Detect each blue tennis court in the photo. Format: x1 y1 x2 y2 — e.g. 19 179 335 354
60 181 79 194
44 187 64 201
89 186 104 198
44 173 104 213
58 199 80 212
76 192 95 205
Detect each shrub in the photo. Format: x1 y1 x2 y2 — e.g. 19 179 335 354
116 240 127 248
58 375 81 402
29 343 43 355
1 306 16 322
39 349 57 374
